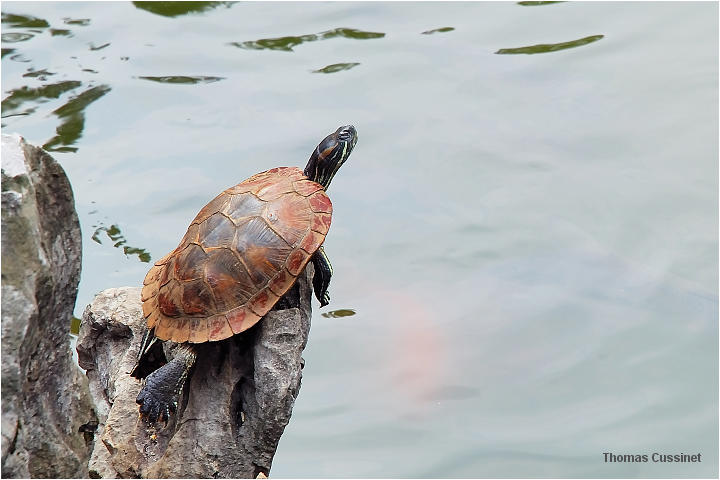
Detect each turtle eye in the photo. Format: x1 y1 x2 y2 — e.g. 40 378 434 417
337 126 355 142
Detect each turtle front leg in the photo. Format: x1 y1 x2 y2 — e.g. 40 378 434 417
311 246 333 307
136 344 197 424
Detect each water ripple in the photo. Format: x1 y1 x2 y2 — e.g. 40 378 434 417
312 62 360 74
496 34 604 55
230 27 385 52
137 75 225 84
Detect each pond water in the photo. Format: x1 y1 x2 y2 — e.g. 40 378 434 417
2 1 717 477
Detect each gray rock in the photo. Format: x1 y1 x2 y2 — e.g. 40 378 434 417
1 133 97 478
77 269 313 478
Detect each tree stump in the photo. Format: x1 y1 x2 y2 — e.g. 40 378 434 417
76 268 313 478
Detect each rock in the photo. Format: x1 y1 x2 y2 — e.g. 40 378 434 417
1 133 97 478
77 268 313 478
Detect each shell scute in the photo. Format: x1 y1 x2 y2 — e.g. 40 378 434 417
268 269 296 297
144 264 162 285
204 248 256 310
207 314 234 341
157 282 182 317
310 212 332 235
248 289 280 317
255 180 293 201
299 230 325 254
181 279 215 316
308 191 332 213
146 309 160 329
199 213 236 249
188 317 209 343
235 218 292 287
192 193 230 226
293 179 323 197
141 282 158 302
263 194 313 247
174 244 207 281
227 307 261 335
224 194 265 223
287 249 310 276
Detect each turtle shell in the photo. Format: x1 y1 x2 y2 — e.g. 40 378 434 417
140 167 332 343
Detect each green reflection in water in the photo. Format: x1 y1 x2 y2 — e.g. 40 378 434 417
92 224 152 263
43 84 111 152
1 13 50 29
421 27 455 35
321 309 356 319
1 32 34 43
89 42 110 51
2 48 16 58
312 62 360 74
23 68 56 80
70 315 81 335
50 28 72 37
495 34 604 55
63 17 90 26
133 1 233 17
231 27 385 52
517 1 565 5
1 80 82 115
138 75 225 84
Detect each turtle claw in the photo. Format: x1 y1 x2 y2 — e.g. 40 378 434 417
137 389 175 424
319 291 330 308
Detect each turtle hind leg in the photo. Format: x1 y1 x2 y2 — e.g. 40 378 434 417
130 327 165 379
311 246 333 307
136 344 197 424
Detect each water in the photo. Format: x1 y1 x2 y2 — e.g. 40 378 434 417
2 2 717 477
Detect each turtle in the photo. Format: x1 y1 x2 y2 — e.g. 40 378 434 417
130 125 357 423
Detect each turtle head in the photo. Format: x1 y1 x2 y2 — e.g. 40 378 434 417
304 125 357 190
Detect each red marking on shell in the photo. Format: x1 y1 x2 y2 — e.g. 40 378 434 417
207 314 234 341
248 289 280 317
188 317 209 343
171 317 191 343
226 307 261 335
299 230 325 254
308 191 332 213
293 179 323 197
181 280 215 316
226 307 246 334
287 249 310 276
268 269 296 297
157 288 181 317
310 212 332 235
